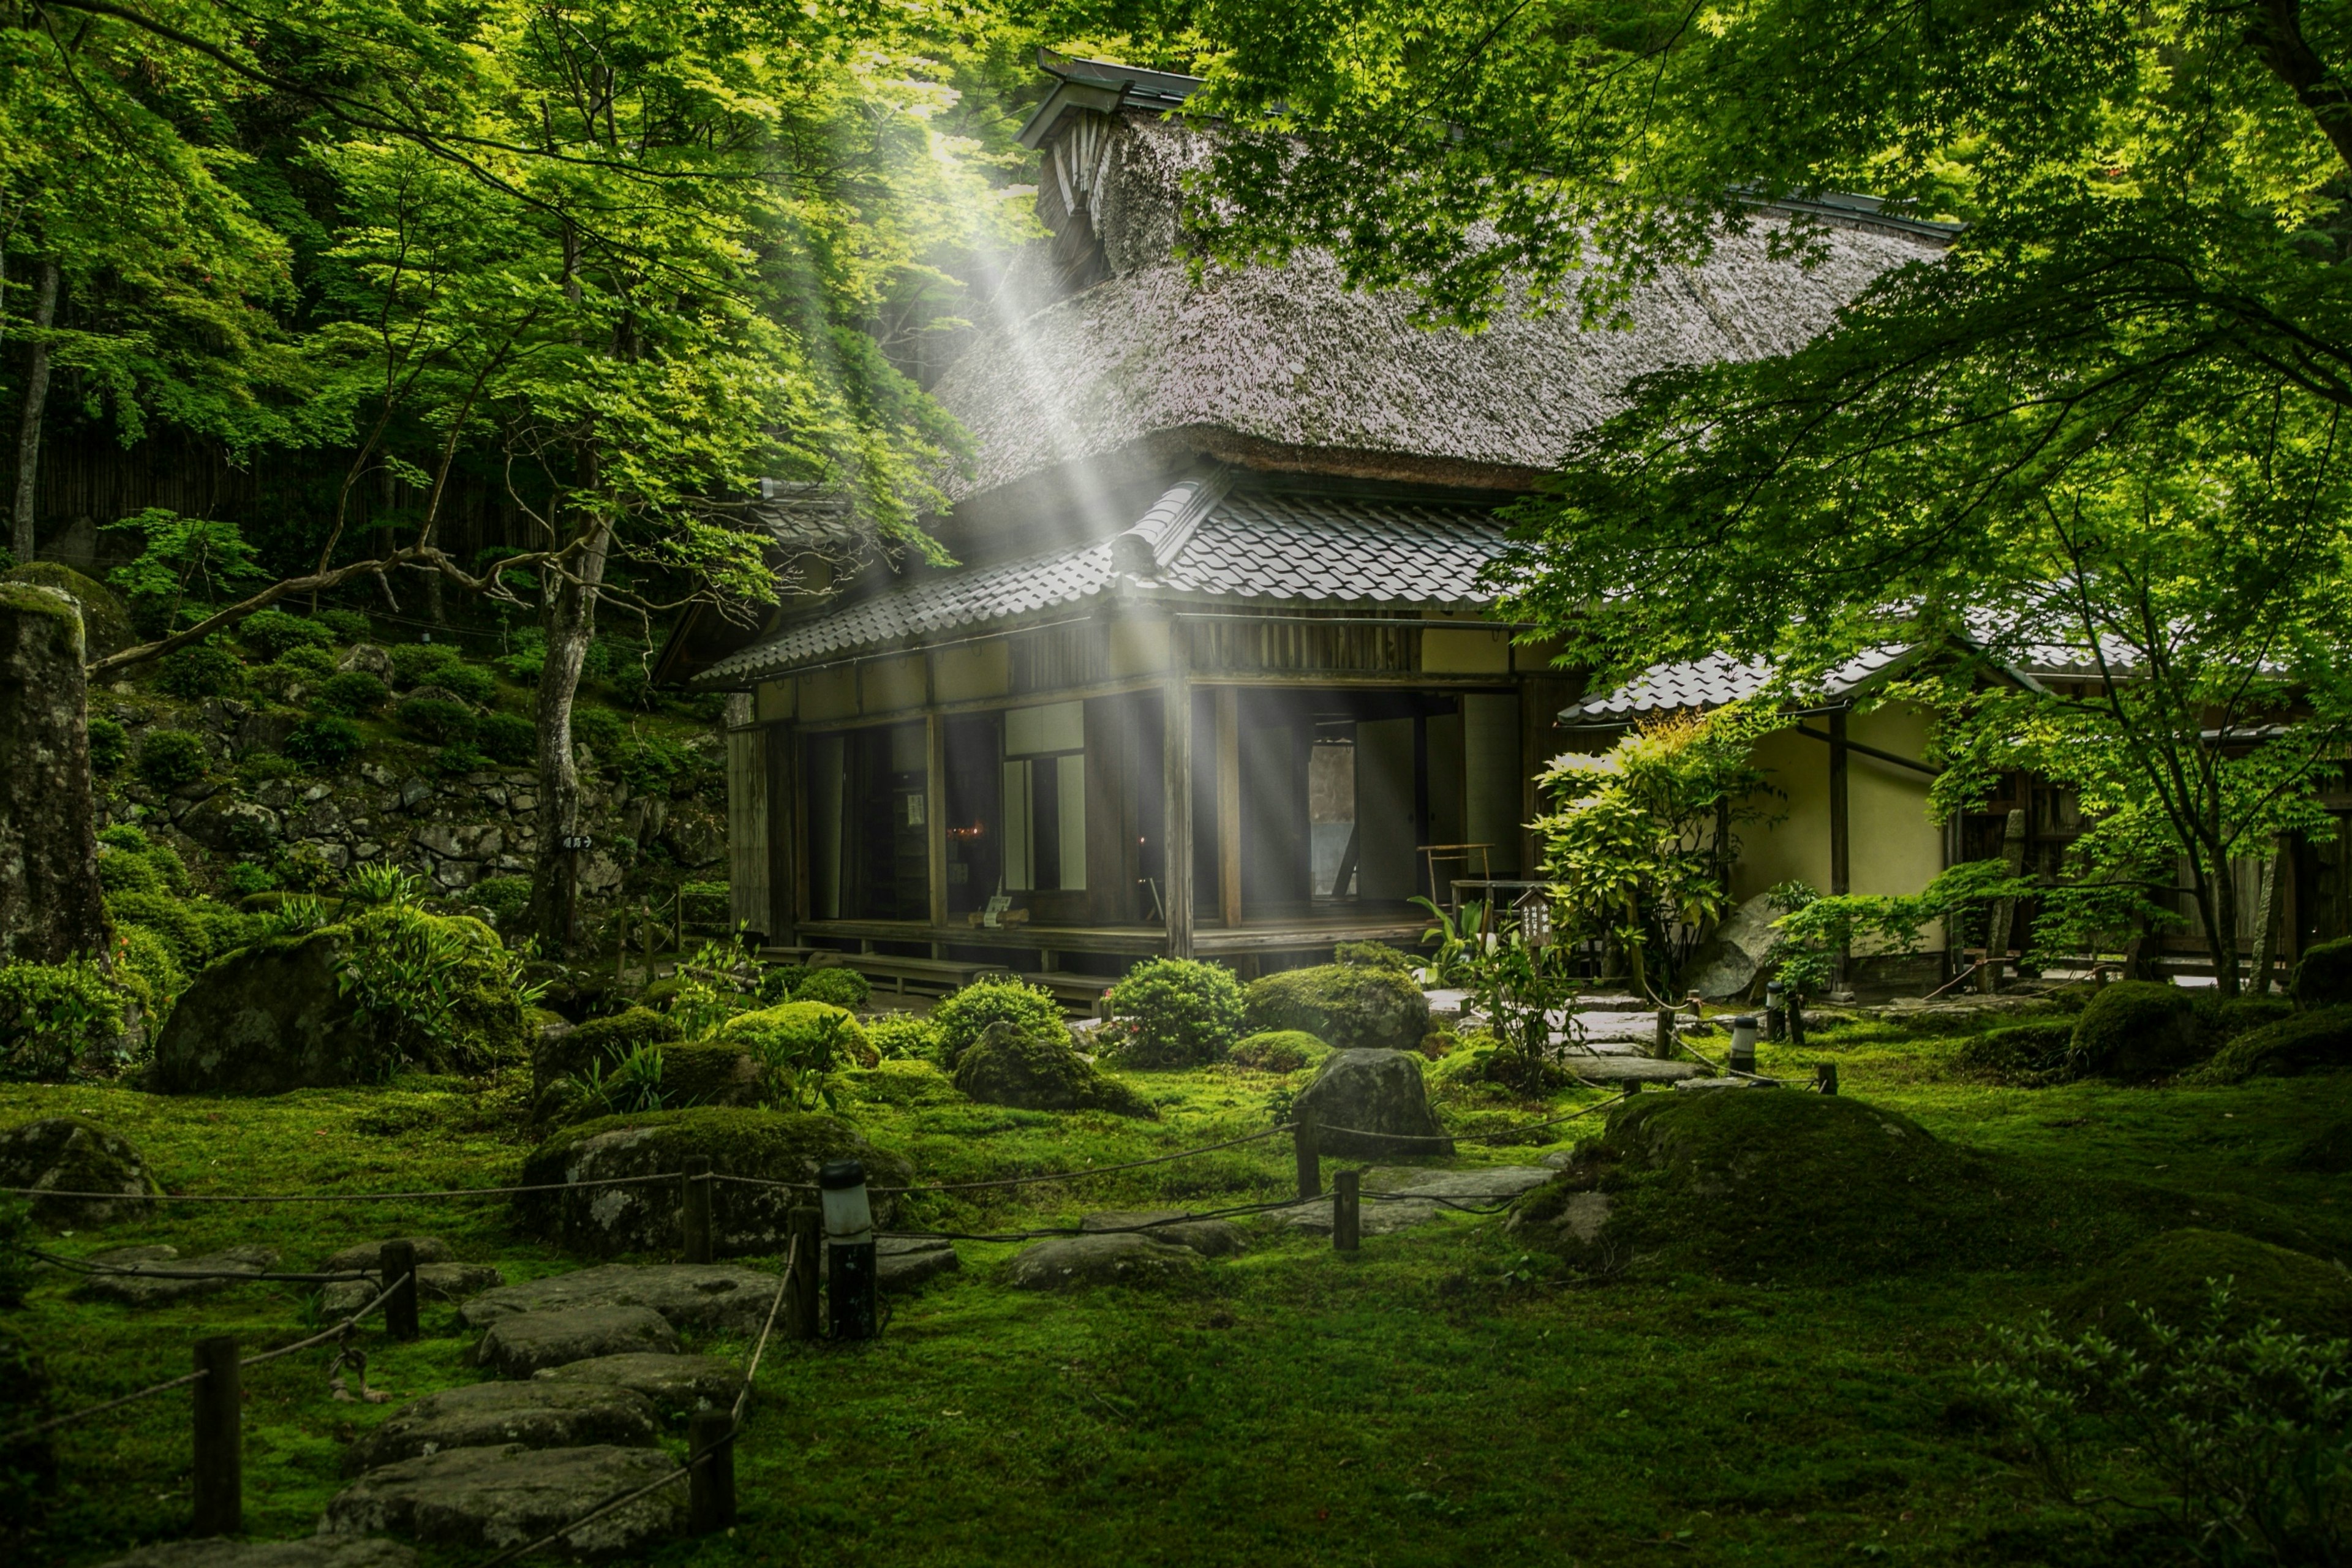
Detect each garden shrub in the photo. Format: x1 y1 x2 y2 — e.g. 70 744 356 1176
157 642 245 699
679 880 730 925
317 608 370 639
794 967 871 1009
755 963 807 1005
1229 1029 1329 1073
953 1020 1153 1117
2067 980 2202 1081
1245 962 1430 1052
470 875 533 926
226 861 278 896
85 717 126 773
113 925 187 1025
238 608 335 661
571 706 625 756
1953 1019 2077 1087
105 891 209 970
390 643 463 689
0 958 121 1080
236 752 299 785
2189 1007 2352 1084
932 976 1066 1070
434 741 489 776
136 729 209 789
865 1014 942 1061
282 717 364 771
714 1001 873 1109
2291 935 2352 1009
188 902 262 959
275 842 339 892
314 670 388 717
271 644 340 682
433 662 497 706
96 823 151 851
479 712 535 766
334 903 536 1073
1102 957 1246 1066
1334 940 1415 974
97 848 164 895
399 696 477 745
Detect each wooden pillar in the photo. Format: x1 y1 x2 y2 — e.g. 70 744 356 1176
1163 645 1194 959
925 712 948 951
1828 710 1850 990
1216 687 1242 930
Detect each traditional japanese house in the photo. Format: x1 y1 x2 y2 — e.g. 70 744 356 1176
678 52 1956 993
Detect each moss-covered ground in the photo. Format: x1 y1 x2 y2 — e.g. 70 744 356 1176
7 1018 2352 1567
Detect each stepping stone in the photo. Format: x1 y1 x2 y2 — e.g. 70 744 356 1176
348 1379 659 1471
323 1263 505 1316
323 1444 684 1558
1079 1211 1246 1257
74 1245 280 1306
324 1237 455 1272
1562 1057 1709 1084
1674 1075 1773 1091
1367 1166 1555 1202
475 1306 677 1378
98 1541 415 1568
1283 1196 1441 1237
873 1235 961 1291
534 1354 743 1423
1006 1233 1202 1291
459 1264 784 1337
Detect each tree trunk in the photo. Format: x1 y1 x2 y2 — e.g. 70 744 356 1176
2191 848 2242 998
0 580 110 963
10 258 60 564
526 511 612 958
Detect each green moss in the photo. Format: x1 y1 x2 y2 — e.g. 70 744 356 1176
2292 935 2352 1009
839 1057 960 1108
1229 1030 1330 1073
0 579 87 662
537 1006 682 1088
2284 1120 2352 1173
1245 963 1428 1052
2068 980 2201 1081
2189 1007 2352 1084
2192 991 2294 1046
2056 1228 2352 1345
932 976 1066 1070
1953 1019 2076 1086
103 891 208 971
1333 941 1416 973
793 967 871 1009
1 562 130 657
714 1001 872 1065
865 1013 941 1061
654 1039 761 1106
954 1022 1155 1118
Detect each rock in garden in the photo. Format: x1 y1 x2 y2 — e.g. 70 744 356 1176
532 1354 744 1423
97 1539 417 1568
322 1262 505 1316
953 1020 1154 1117
1373 1167 1555 1204
1243 963 1429 1052
337 644 397 682
147 930 397 1095
1079 1211 1245 1257
1005 1232 1204 1290
0 581 111 967
460 1264 785 1337
324 1237 456 1272
0 1115 158 1227
74 1245 280 1306
1681 892 1781 1001
1294 1049 1452 1159
348 1380 660 1471
873 1235 961 1289
2067 981 2203 1081
323 1443 684 1558
513 1107 910 1257
474 1306 679 1378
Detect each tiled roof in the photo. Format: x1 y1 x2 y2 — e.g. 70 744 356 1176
1560 647 1914 723
696 485 1506 684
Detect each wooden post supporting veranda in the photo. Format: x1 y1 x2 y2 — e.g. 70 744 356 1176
1163 629 1195 960
1215 688 1242 932
192 1336 241 1536
1982 809 2027 992
1828 710 1850 992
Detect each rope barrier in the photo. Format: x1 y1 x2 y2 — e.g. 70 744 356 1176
0 1173 683 1205
706 1125 1292 1198
877 1194 1319 1245
1313 1090 1629 1148
1 1272 410 1448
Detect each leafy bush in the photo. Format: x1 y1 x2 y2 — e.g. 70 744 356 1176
479 712 535 766
96 822 152 850
571 706 625 756
1229 1029 1329 1073
105 890 209 971
0 958 121 1079
282 717 363 771
496 633 546 684
268 644 341 684
316 608 370 640
566 1044 671 1118
112 924 187 1026
433 662 496 706
2293 936 2352 1010
1334 940 1415 974
314 670 388 717
715 1002 872 1111
434 741 489 776
97 847 164 895
616 735 690 792
2190 1008 2352 1085
794 967 871 1009
86 716 127 773
932 976 1066 1070
399 696 477 745
335 903 540 1073
344 862 424 906
2068 980 2202 1082
136 729 209 790
1102 957 1246 1066
755 964 807 1005
865 1014 942 1061
157 642 245 699
470 875 533 926
188 902 263 959
238 608 335 662
1954 1019 2076 1087
276 842 338 892
390 643 463 689
236 751 300 785
226 861 278 895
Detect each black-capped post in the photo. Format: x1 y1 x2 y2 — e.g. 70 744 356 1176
191 1336 241 1536
380 1239 419 1341
820 1159 877 1341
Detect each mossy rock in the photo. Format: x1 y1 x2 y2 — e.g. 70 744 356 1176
148 930 402 1095
2192 991 2294 1047
2188 1007 2352 1085
2292 935 2352 1009
1953 1020 2076 1087
839 1058 962 1109
712 1001 873 1066
655 1041 762 1106
953 1022 1155 1118
1245 963 1430 1052
1229 1030 1330 1073
1295 1048 1450 1158
2067 981 2201 1082
0 1116 159 1228
516 1106 912 1257
2055 1229 2352 1346
535 1006 682 1092
1 562 132 660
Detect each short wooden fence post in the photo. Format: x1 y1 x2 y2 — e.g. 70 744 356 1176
786 1205 821 1340
1786 998 1807 1048
1295 1111 1321 1201
1333 1169 1360 1253
192 1336 241 1537
380 1239 419 1341
682 1158 713 1265
688 1409 736 1533
1816 1062 1839 1096
1653 1009 1675 1061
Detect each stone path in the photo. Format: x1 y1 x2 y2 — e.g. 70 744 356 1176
1284 1166 1556 1236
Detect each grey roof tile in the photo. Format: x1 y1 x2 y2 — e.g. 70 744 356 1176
1559 647 1913 723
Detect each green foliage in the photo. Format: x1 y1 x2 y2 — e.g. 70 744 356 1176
225 862 278 897
1953 1020 2077 1088
134 730 209 790
952 1020 1155 1118
1102 958 1246 1068
96 848 162 897
715 1003 870 1112
755 964 808 1006
1455 932 1579 1091
2192 1009 2352 1086
665 935 756 1039
105 512 267 636
1980 1286 2352 1564
85 717 127 774
570 707 625 757
865 1014 942 1062
559 1007 684 1077
104 891 206 974
614 734 692 793
1409 896 1485 987
2294 938 2352 1011
388 644 463 690
343 862 424 907
2193 992 2296 1047
398 696 476 746
318 611 371 641
282 717 364 771
238 609 335 662
477 713 535 767
469 876 533 927
235 752 299 786
1333 941 1414 974
2057 1231 2352 1349
932 976 1067 1071
793 967 871 1010
333 906 538 1074
0 959 121 1080
314 671 388 717
433 742 489 777
1770 861 2036 997
2070 982 2204 1083
433 663 496 707
274 843 339 894
1229 1030 1330 1074
565 1044 670 1118
111 925 187 1029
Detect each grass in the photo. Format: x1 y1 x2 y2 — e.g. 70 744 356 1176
6 1022 2351 1566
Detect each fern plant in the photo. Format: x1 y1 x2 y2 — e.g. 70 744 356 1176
567 1043 670 1116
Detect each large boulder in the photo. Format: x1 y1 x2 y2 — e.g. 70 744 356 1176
532 1006 680 1094
0 582 110 966
459 1263 790 1338
952 1020 1154 1117
2291 935 2352 1009
475 1307 679 1378
1 562 133 661
149 931 399 1094
1681 893 1781 1001
513 1108 911 1257
348 1381 660 1471
323 1444 684 1558
1294 1049 1452 1158
2068 981 2203 1081
322 1262 503 1317
0 1116 157 1226
1244 963 1428 1052
97 1541 416 1568
1079 1211 1246 1257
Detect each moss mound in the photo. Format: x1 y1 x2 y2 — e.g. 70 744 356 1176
2192 991 2294 1046
536 1006 683 1090
1953 1019 2076 1086
954 1021 1155 1118
1229 1030 1330 1073
1 562 133 659
1333 941 1415 974
2292 935 2352 1009
2284 1120 2352 1174
2068 980 2203 1081
0 1116 159 1227
1245 963 1429 1052
2056 1229 2352 1346
654 1041 763 1106
2189 1007 2352 1084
